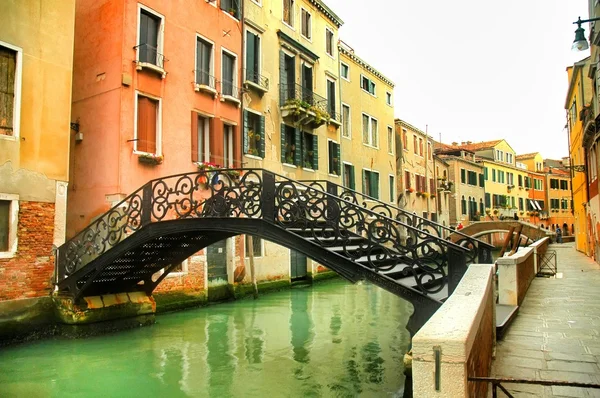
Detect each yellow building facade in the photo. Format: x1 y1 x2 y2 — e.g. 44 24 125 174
339 43 396 203
0 0 74 300
565 57 592 255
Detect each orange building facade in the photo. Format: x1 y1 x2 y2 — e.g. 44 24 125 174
69 0 243 236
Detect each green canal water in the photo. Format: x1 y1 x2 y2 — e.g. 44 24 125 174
0 279 412 397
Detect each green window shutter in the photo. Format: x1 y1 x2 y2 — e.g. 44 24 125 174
362 170 367 193
460 169 466 183
280 124 286 163
259 115 265 158
243 110 249 154
350 165 355 190
312 134 318 170
279 51 286 106
484 167 488 180
294 128 302 166
246 32 255 81
371 173 379 199
335 143 341 175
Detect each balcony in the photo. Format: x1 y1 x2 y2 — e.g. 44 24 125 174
244 69 269 95
134 44 167 78
220 80 241 107
279 83 331 128
194 70 217 97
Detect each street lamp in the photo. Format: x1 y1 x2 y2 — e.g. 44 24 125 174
572 16 600 51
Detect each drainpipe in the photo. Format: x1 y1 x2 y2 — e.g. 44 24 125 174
425 125 430 218
240 0 245 168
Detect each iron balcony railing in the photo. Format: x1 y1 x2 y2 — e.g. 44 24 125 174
279 83 329 115
244 69 269 91
134 44 167 69
194 69 217 89
221 80 240 98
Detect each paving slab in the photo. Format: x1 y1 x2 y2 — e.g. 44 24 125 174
491 243 600 397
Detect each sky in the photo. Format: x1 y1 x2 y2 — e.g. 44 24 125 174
324 0 590 160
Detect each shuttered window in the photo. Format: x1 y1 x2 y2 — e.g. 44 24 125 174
139 9 160 65
191 112 211 163
460 168 466 184
281 124 300 166
246 31 260 83
327 79 336 115
404 171 411 189
283 0 294 26
301 9 311 39
222 51 235 96
326 29 334 56
0 46 16 136
389 175 395 203
344 164 355 190
136 96 158 154
220 0 240 18
243 110 265 158
362 170 379 200
301 132 318 170
0 200 9 251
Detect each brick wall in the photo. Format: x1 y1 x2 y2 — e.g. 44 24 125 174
0 201 55 301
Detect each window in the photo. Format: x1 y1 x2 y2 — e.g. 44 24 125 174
402 129 408 151
223 124 234 167
419 138 423 156
485 193 491 208
302 132 318 170
429 178 435 194
507 172 514 186
341 104 350 138
243 110 265 158
245 235 262 257
413 135 418 154
221 0 240 18
550 179 558 189
135 93 160 155
518 175 523 187
386 91 392 106
301 9 311 40
404 171 411 190
283 0 294 27
196 36 214 87
0 195 18 256
498 170 505 184
524 176 531 188
362 114 378 147
389 175 395 203
328 140 341 175
506 153 513 164
492 169 496 182
245 30 261 84
467 170 477 186
461 196 466 215
343 163 355 189
551 198 559 209
387 126 394 155
191 112 211 163
221 50 236 97
536 162 543 172
560 180 569 190
0 43 21 138
137 7 164 68
484 167 488 180
326 78 336 116
534 178 543 190
478 173 485 187
325 28 334 56
460 169 466 184
519 197 524 211
340 62 349 80
362 170 380 199
361 75 376 95
281 124 299 165
561 199 569 210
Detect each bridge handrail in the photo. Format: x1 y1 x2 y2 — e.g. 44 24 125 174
56 168 469 283
301 179 494 250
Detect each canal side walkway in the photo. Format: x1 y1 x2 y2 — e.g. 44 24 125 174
491 242 600 397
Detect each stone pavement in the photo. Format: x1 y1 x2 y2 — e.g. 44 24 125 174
491 243 600 397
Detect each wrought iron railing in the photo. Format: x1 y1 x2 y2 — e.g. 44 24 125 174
301 180 494 264
279 83 329 115
194 69 216 89
56 169 470 299
244 69 269 90
469 376 600 397
134 44 167 69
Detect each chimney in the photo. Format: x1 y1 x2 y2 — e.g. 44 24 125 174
451 142 458 146
467 141 472 145
461 141 467 145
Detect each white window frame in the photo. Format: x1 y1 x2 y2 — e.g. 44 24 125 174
196 113 211 163
387 125 394 155
386 91 392 106
341 103 351 139
195 33 216 91
362 168 380 199
327 138 340 177
135 4 165 73
250 0 262 6
0 41 22 141
340 62 350 81
325 27 334 58
133 91 162 156
300 7 312 41
362 113 378 148
166 259 189 277
402 128 408 152
0 193 19 258
244 27 262 83
388 174 395 203
221 47 239 104
223 123 234 167
282 0 295 30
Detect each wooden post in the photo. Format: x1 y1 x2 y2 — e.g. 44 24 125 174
499 226 515 257
248 235 258 298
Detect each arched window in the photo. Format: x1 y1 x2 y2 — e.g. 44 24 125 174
461 195 466 215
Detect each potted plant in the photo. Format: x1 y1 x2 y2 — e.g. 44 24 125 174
228 8 237 17
138 153 163 165
405 187 414 193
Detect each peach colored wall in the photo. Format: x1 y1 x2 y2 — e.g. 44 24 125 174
68 0 242 236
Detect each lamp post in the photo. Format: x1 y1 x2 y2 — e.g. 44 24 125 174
572 16 600 51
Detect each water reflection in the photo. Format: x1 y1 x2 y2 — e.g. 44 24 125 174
0 279 411 397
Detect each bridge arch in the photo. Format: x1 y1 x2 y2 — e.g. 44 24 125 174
450 221 553 244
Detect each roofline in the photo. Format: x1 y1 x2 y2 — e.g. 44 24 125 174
395 119 429 137
564 56 590 109
438 154 484 169
308 0 343 28
339 45 395 88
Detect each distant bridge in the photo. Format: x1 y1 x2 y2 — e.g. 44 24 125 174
450 221 554 244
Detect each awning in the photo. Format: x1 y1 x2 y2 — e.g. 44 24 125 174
529 199 541 211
